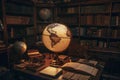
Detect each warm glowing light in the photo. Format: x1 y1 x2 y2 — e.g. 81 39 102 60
42 23 72 52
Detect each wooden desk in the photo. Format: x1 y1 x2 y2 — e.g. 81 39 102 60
13 57 63 80
13 54 104 80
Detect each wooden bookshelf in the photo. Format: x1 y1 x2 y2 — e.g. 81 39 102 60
1 0 119 54
1 0 35 48
57 0 120 49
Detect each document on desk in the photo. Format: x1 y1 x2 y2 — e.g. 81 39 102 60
39 66 62 77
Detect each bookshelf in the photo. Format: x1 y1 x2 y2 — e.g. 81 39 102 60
1 0 35 48
56 0 120 51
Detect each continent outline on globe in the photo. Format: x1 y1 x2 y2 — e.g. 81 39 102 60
42 23 72 52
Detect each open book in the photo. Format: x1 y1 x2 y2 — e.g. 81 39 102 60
62 62 98 76
77 58 98 66
63 72 90 80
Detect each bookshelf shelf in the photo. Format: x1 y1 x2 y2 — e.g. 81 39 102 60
6 12 33 17
7 24 34 27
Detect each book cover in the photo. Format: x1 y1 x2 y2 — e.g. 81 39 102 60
39 66 62 77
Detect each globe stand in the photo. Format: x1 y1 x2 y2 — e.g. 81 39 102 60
50 53 61 67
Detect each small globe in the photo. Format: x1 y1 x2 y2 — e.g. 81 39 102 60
12 41 27 54
39 8 52 21
42 23 72 52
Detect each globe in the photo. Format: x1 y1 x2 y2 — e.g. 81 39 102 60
42 23 72 53
39 8 52 21
12 41 27 54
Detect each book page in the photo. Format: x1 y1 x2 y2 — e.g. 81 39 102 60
62 72 74 79
71 73 90 80
76 63 98 76
63 72 90 80
62 62 98 76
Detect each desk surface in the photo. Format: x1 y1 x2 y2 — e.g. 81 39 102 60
14 54 104 80
14 58 63 80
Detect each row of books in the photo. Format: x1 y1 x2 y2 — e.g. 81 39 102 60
9 26 36 38
60 16 78 24
80 3 120 13
78 27 100 37
6 3 33 15
80 15 120 26
80 40 108 48
80 5 109 13
58 5 111 14
109 42 120 49
80 15 110 26
9 27 26 38
86 28 119 38
111 16 120 26
80 40 120 48
6 15 31 24
58 7 78 14
71 26 120 38
59 15 119 26
58 1 120 13
8 27 36 47
112 3 120 12
58 5 108 14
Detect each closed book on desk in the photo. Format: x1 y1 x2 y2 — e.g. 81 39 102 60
39 66 62 78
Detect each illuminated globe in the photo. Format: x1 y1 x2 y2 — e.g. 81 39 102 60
42 23 72 52
12 41 27 54
39 8 52 21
